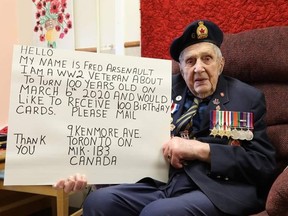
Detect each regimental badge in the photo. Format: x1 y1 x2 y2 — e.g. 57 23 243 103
196 21 208 39
209 110 254 141
230 139 241 146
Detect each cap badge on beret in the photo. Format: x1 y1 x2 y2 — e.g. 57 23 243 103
170 20 223 62
196 21 208 39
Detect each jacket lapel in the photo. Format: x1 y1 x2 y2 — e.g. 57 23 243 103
171 74 187 126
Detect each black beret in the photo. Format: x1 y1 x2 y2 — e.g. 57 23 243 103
170 20 223 62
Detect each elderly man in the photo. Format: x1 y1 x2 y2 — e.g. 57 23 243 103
55 20 277 216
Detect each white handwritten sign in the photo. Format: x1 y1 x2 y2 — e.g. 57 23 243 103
4 45 171 185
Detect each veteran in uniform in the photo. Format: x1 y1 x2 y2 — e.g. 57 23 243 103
55 20 277 216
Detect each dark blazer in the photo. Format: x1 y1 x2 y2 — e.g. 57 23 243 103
170 74 277 215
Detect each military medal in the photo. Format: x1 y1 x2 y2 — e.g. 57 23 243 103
243 112 254 140
210 110 254 141
225 111 232 138
210 110 219 137
246 130 254 141
221 110 230 138
231 128 240 140
210 126 219 137
225 127 232 138
231 111 254 140
239 112 248 140
218 111 224 137
210 110 231 138
218 111 227 138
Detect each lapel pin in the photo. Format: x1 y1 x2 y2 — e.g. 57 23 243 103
176 95 182 101
171 102 180 114
213 98 220 105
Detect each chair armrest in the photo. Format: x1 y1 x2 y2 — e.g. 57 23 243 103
266 167 288 216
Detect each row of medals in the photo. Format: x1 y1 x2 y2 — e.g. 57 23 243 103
210 126 253 141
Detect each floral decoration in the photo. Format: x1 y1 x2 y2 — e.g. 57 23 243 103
32 0 73 48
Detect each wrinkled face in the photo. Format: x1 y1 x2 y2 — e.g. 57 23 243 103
179 42 225 99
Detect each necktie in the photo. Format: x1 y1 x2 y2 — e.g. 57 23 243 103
174 97 200 137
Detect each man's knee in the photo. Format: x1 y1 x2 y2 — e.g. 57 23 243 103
140 200 174 216
139 191 224 216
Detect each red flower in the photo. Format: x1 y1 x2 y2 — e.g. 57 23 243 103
67 20 72 29
40 34 45 42
50 0 60 14
61 0 67 8
55 25 61 31
36 2 42 10
64 28 68 34
58 13 64 23
59 33 65 39
34 26 39 32
65 13 70 19
61 3 67 9
35 12 41 19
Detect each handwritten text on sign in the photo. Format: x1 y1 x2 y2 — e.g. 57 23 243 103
5 45 171 185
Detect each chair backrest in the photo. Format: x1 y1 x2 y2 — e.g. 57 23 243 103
221 26 288 171
172 26 288 171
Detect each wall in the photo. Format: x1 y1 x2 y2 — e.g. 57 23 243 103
17 0 140 52
140 0 288 59
0 0 18 129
